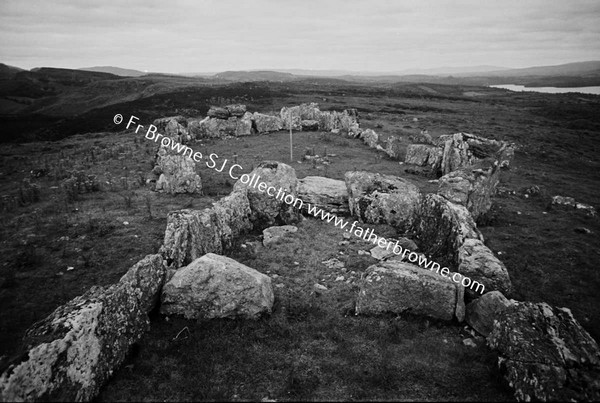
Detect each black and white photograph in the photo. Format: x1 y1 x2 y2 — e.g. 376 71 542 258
0 0 599 401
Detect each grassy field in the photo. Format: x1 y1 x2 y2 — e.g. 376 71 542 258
1 81 599 400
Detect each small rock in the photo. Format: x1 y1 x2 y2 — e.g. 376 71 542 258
275 283 285 288
314 283 327 292
358 250 368 255
123 221 129 225
293 261 299 266
335 276 345 282
322 258 345 270
339 241 349 246
271 274 279 279
66 266 75 272
463 338 477 348
370 245 394 260
575 227 592 234
343 232 351 239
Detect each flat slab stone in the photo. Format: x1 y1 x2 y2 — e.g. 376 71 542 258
356 260 465 322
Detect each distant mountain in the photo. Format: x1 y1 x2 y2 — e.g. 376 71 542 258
402 65 509 76
79 66 147 77
210 66 508 78
470 61 600 77
213 70 297 82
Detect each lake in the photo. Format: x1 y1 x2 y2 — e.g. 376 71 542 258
490 84 600 95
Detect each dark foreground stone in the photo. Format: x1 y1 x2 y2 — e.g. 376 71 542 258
0 254 166 402
488 301 600 402
356 260 465 322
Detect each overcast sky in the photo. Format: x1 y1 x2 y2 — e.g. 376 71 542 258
1 0 599 73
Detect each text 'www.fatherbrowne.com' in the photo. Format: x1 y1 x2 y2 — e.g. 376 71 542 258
115 114 485 294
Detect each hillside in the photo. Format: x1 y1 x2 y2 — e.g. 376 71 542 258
213 70 298 82
79 66 148 77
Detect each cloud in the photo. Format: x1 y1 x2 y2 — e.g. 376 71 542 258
0 0 598 72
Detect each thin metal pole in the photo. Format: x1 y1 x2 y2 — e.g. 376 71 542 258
289 111 293 161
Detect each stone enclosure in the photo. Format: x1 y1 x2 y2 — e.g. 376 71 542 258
2 103 598 402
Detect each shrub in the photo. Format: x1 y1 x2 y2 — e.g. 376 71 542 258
60 171 100 202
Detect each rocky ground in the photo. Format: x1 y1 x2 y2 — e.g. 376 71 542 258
1 82 599 401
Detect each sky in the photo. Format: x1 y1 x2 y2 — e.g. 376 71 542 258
1 0 599 74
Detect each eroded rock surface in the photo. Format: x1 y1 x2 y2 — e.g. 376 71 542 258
411 194 482 268
154 150 202 194
457 238 511 296
152 115 191 143
405 144 442 169
488 302 600 402
345 171 421 232
384 136 403 160
0 254 166 402
297 176 349 215
356 260 465 322
161 191 252 269
465 290 513 336
252 112 283 134
360 129 379 148
161 253 273 320
233 161 301 228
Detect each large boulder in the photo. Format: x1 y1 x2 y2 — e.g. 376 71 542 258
235 112 253 136
154 151 202 194
462 133 504 159
356 260 465 322
488 302 600 402
297 176 349 215
409 130 434 145
411 194 482 268
161 208 223 269
161 253 274 320
437 164 501 221
317 111 335 131
152 116 190 143
405 144 442 169
188 116 238 138
281 103 321 130
360 129 379 148
233 161 301 228
465 290 513 336
252 112 283 133
301 119 319 131
0 254 166 402
384 136 403 160
161 191 253 268
207 106 230 119
212 190 254 250
225 104 247 117
345 171 421 232
438 133 473 175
